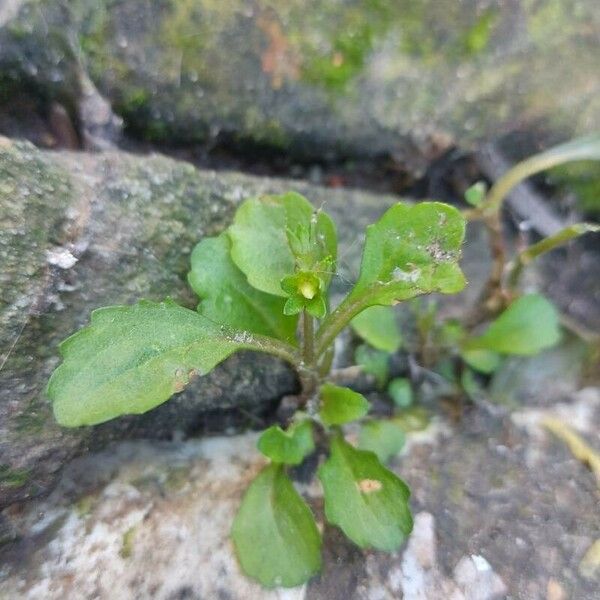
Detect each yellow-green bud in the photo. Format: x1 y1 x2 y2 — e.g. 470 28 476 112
299 279 317 299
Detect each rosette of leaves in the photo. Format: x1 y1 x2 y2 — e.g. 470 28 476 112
47 191 467 587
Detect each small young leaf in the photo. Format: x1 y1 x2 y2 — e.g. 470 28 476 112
47 301 294 427
351 305 402 353
318 435 413 551
228 193 337 297
232 464 321 587
347 202 466 308
319 384 370 426
387 378 413 408
464 181 487 207
467 294 561 355
257 420 315 465
460 348 501 374
359 420 406 463
188 234 298 343
355 344 390 389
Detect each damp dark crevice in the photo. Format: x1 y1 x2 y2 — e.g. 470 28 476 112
0 85 446 198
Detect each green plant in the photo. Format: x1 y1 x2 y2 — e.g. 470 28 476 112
46 135 599 588
47 192 466 587
465 135 600 323
455 136 600 380
329 137 600 426
366 137 599 397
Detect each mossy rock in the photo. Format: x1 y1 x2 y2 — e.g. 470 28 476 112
2 0 599 162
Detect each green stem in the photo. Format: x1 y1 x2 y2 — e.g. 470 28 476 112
482 212 507 304
299 310 320 399
315 292 369 359
318 345 335 377
506 223 600 290
224 330 301 369
473 135 600 218
302 311 315 366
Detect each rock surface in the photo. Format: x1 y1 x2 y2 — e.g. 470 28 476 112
1 0 599 162
1 388 598 599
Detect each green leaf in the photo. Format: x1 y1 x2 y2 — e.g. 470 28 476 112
315 203 465 357
232 464 321 587
318 435 413 551
467 294 561 356
460 349 500 374
387 378 413 408
355 344 389 389
319 384 370 426
228 192 337 297
351 305 402 353
461 348 501 374
464 181 487 207
347 202 466 308
257 420 315 465
359 420 406 463
47 301 291 427
188 234 298 343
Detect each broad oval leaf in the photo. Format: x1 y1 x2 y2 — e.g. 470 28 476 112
319 383 370 426
348 202 466 307
257 420 315 465
351 305 402 353
228 192 337 297
231 464 322 587
358 420 406 463
48 301 275 427
466 294 561 355
188 233 298 343
318 435 413 551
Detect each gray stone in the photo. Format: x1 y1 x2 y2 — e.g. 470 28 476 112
399 388 600 600
1 0 599 163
